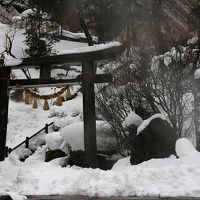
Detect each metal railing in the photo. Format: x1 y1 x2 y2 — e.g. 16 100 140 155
5 122 54 157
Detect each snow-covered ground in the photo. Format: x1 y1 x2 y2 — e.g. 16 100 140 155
1 22 200 200
2 139 200 200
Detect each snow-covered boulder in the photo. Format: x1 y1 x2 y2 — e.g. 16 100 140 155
44 132 64 151
122 111 143 128
176 138 198 158
60 121 117 152
130 115 178 165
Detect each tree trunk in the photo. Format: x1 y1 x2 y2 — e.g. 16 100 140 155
78 11 93 46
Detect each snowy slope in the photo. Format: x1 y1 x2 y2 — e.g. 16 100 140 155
0 22 87 59
0 21 86 147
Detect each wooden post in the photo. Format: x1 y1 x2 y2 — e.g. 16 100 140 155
0 67 10 161
40 64 51 79
82 60 98 168
45 124 48 134
5 146 8 157
25 137 29 148
193 79 200 151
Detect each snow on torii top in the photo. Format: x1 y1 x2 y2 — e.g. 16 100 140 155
58 41 121 55
3 41 122 67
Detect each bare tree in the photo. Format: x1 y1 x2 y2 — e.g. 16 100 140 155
96 39 199 154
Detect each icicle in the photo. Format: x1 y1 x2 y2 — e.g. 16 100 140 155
33 97 38 109
43 99 50 111
25 92 30 105
56 94 62 106
66 87 71 99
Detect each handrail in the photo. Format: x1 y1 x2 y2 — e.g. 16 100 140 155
7 122 53 154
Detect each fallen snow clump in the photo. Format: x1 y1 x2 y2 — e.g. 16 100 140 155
123 111 143 128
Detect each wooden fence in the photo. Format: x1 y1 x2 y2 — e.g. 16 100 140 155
5 122 53 157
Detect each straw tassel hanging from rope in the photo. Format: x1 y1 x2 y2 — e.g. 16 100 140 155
43 99 50 111
66 87 71 99
56 94 63 106
25 85 70 111
25 92 30 104
33 97 38 109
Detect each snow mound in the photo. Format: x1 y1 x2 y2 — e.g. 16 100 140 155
137 114 166 135
123 111 143 128
60 121 117 151
60 122 84 151
176 138 198 158
44 132 64 151
112 157 131 170
49 95 83 118
194 69 200 79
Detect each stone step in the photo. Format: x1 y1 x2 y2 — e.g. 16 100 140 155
27 196 200 200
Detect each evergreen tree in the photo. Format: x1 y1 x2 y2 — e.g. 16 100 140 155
24 5 58 57
81 0 134 43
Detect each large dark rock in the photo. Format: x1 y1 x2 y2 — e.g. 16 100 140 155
130 117 178 165
68 150 116 170
68 150 85 168
45 149 67 162
0 195 13 200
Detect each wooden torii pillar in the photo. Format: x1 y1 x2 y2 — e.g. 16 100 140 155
0 67 10 160
0 44 124 168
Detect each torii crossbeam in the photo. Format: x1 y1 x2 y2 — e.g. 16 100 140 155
0 44 124 168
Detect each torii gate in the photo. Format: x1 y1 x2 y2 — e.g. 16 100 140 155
0 44 123 168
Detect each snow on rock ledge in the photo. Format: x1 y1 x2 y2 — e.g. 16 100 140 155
59 41 121 55
137 114 166 135
176 138 198 158
60 121 117 151
122 111 143 128
44 132 64 151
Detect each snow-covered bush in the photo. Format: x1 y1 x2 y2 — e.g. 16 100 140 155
150 42 199 137
97 38 199 155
